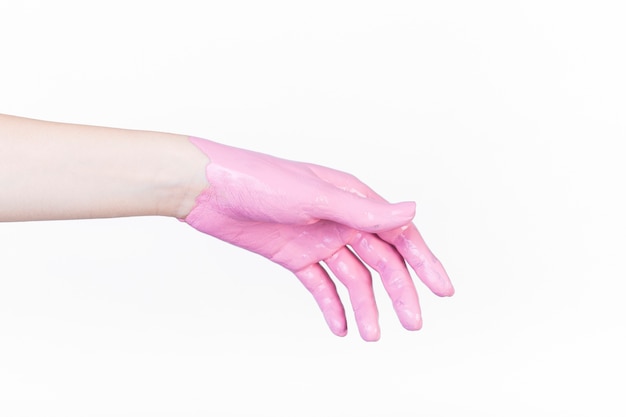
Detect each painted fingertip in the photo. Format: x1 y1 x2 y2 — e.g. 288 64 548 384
368 201 416 232
360 324 381 342
328 317 348 337
445 284 455 297
333 327 348 337
435 281 455 297
425 267 455 297
411 316 423 331
390 201 416 222
400 310 423 331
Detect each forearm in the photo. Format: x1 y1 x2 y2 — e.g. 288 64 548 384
0 114 208 221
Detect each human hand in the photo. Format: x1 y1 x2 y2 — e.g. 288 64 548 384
183 137 454 341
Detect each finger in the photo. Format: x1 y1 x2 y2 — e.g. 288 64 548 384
379 224 455 297
307 164 454 297
324 247 380 341
294 264 347 336
307 183 416 233
350 232 422 330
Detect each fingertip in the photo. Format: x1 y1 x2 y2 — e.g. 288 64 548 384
333 328 348 337
327 316 348 337
433 281 455 297
413 315 424 331
357 200 416 232
394 201 416 219
445 284 455 297
360 324 381 342
399 310 423 331
382 201 416 228
418 259 454 298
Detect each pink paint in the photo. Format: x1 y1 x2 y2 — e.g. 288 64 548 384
183 136 453 341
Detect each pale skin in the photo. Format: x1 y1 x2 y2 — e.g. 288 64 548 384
0 113 454 341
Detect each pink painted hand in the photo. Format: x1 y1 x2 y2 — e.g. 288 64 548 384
183 137 454 341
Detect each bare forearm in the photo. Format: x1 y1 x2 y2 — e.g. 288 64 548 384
0 114 208 221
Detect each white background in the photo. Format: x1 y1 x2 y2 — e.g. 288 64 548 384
1 1 625 416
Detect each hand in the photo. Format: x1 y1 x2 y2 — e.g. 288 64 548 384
183 137 454 341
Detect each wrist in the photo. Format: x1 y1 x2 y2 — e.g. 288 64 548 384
154 135 210 219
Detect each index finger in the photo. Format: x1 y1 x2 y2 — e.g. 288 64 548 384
379 224 454 297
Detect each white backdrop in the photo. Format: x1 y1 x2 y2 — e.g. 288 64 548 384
1 1 624 416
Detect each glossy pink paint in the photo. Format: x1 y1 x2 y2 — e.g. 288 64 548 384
183 136 453 341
